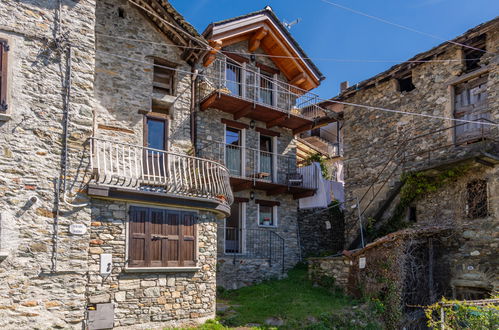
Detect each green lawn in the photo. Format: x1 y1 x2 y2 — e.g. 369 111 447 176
213 264 382 329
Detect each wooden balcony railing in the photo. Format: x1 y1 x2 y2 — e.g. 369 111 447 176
90 137 234 206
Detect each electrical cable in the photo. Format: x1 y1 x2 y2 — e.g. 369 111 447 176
95 49 499 127
319 0 497 55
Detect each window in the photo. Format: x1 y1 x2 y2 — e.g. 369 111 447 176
225 126 242 176
397 73 415 92
145 115 167 150
153 59 175 95
454 74 489 143
466 179 488 219
225 60 241 96
463 34 486 73
0 40 8 113
259 135 274 181
128 206 197 268
256 200 279 227
259 70 274 105
409 206 417 222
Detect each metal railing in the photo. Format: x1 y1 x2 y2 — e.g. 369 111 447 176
199 58 327 120
357 118 498 218
220 226 285 273
198 140 318 189
90 137 234 206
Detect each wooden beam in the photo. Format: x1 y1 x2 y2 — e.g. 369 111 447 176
221 118 249 129
266 114 287 128
232 181 253 192
293 123 313 135
200 93 217 111
293 190 315 200
290 72 306 86
248 27 268 52
255 127 280 137
255 199 281 207
266 186 288 196
203 39 222 67
234 197 250 203
233 104 255 120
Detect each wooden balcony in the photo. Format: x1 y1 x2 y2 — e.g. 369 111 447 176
88 138 234 217
199 59 328 134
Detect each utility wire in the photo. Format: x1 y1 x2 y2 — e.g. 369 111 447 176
96 33 483 64
320 0 497 55
124 0 499 128
95 49 499 128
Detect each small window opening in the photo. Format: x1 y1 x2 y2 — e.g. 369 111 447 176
466 179 487 219
153 59 175 96
118 8 125 18
409 206 417 222
463 34 486 73
398 73 415 92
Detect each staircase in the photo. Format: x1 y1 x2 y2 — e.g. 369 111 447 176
348 118 498 249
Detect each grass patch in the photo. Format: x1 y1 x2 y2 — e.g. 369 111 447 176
215 263 381 329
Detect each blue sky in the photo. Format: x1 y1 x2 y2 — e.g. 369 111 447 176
170 0 498 98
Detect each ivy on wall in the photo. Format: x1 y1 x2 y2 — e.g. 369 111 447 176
368 164 471 239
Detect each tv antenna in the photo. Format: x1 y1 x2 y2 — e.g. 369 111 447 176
283 18 301 30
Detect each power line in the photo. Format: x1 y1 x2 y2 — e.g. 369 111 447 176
95 49 499 128
97 33 483 64
319 0 497 55
124 0 499 128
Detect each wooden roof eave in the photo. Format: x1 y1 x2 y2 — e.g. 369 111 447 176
134 0 206 65
206 18 320 90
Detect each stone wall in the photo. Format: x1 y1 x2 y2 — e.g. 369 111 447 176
216 190 301 289
94 0 194 153
297 206 344 257
308 256 351 290
340 22 499 245
87 199 218 328
0 0 96 328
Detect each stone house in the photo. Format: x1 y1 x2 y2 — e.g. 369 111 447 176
0 0 233 328
194 7 339 288
322 17 498 305
0 1 337 328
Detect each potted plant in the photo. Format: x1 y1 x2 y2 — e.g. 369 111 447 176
262 217 271 226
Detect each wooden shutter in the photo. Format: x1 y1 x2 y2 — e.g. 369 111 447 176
180 212 197 267
128 206 149 267
150 208 167 267
165 210 180 267
128 207 197 268
0 40 7 112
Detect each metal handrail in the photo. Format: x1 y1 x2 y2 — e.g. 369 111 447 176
200 58 328 120
357 117 497 217
197 140 318 189
89 137 234 206
221 226 285 273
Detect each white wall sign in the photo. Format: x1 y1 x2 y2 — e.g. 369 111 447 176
359 257 366 269
325 221 331 230
69 224 87 235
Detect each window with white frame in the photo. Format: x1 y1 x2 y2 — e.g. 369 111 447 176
256 200 279 227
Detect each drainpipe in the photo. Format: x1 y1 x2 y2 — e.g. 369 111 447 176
190 66 198 153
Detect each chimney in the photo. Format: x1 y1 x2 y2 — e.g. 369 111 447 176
340 81 349 92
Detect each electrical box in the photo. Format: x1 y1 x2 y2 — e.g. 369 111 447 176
88 303 114 330
100 254 112 275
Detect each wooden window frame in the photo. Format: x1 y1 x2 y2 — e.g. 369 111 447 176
256 200 279 228
143 113 169 150
127 205 198 270
152 58 177 96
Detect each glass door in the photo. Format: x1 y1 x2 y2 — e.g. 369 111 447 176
144 116 167 180
225 127 242 176
225 203 242 253
259 135 273 182
225 60 242 97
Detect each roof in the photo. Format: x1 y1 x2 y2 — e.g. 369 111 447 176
161 1 204 41
331 16 499 101
204 7 324 81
